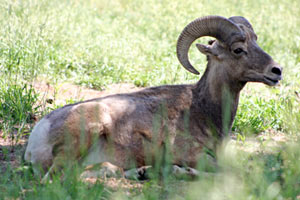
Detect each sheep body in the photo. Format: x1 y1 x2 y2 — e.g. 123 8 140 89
24 15 282 176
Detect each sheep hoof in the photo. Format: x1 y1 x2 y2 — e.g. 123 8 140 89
40 164 55 184
124 166 152 180
80 162 124 180
172 165 199 178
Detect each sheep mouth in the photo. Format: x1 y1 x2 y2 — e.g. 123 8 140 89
263 76 280 85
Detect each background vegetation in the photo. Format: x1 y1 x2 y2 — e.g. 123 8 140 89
0 0 299 199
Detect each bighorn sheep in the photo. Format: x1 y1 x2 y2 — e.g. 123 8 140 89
24 16 282 178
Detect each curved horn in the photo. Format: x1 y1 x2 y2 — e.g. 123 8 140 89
229 16 254 31
176 16 245 75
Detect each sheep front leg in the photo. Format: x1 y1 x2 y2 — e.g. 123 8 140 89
41 164 55 184
40 152 75 184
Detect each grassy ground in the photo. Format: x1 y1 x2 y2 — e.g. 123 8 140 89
1 0 300 199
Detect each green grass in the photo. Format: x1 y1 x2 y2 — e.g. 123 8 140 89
0 0 300 199
0 164 110 200
1 0 298 88
233 95 285 135
0 79 40 143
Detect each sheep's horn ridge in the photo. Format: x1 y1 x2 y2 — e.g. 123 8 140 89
176 15 245 75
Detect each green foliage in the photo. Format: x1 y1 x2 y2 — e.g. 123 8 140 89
0 80 40 142
0 0 300 199
184 139 300 200
0 164 108 200
1 0 298 88
233 95 286 135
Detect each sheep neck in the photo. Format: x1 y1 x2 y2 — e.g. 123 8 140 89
191 62 246 139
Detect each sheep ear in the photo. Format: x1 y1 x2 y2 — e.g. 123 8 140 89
196 44 214 56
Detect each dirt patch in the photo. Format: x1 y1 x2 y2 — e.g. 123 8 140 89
0 136 27 173
83 177 143 192
32 80 142 107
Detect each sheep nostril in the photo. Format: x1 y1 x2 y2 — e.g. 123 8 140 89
271 66 282 76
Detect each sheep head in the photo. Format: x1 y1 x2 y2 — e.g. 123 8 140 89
177 16 282 86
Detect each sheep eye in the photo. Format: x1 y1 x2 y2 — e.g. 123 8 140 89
233 48 243 54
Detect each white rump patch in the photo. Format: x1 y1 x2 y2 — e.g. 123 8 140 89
24 118 53 164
